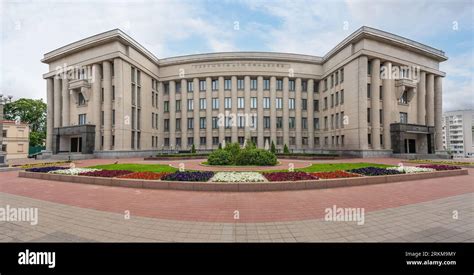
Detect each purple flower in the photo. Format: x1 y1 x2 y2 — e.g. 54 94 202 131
25 166 66 173
348 167 403 176
162 171 214 182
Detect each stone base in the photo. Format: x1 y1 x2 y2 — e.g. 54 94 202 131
36 150 53 160
94 150 159 159
392 153 451 160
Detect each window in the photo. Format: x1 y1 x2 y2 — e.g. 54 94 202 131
199 98 206 110
379 86 383 100
290 137 296 145
277 137 283 145
212 98 219 110
101 88 104 103
176 118 181 131
324 79 328 90
330 94 334 108
188 137 194 146
368 60 372 75
224 98 232 109
164 101 169 112
164 83 169 94
263 97 270 109
340 112 344 128
250 78 257 90
302 118 307 129
289 80 295 91
251 97 257 109
324 97 328 109
78 93 86 106
112 110 115 126
330 75 334 87
340 69 344 83
176 138 181 147
340 90 344 104
112 86 115 101
302 80 307 92
212 117 218 129
276 117 283 128
380 134 383 146
164 119 169 132
324 136 329 145
315 137 320 146
289 98 295 109
289 117 295 129
187 118 194 129
187 99 194 111
238 116 245 128
314 81 319 93
335 72 339 85
152 92 155 107
302 137 308 145
200 117 206 129
212 79 218 91
264 116 270 128
335 113 339 128
238 97 245 109
176 82 181 93
400 112 408 124
176 100 181 112
368 134 372 145
331 115 334 129
399 90 408 104
78 114 86 125
314 100 319 112
367 108 371 123
335 92 339 106
101 111 104 126
276 79 283 90
314 118 320 130
224 79 231 90
200 137 206 145
212 137 219 145
263 79 270 90
276 98 283 109
237 79 244 90
188 81 194 92
301 99 307 110
238 137 245 145
379 109 383 124
367 84 371 98
341 135 344 146
199 80 206 91
324 116 328 130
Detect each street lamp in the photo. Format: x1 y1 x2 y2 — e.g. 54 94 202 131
0 94 13 167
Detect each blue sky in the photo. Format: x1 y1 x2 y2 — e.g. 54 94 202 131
1 0 473 111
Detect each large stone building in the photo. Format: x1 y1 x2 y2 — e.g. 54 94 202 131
41 26 447 158
442 110 474 158
2 120 30 160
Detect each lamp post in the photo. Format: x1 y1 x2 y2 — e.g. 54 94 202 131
0 94 13 167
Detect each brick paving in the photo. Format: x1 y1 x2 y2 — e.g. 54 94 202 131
1 157 472 242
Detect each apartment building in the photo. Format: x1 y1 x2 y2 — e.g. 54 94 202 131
442 110 474 158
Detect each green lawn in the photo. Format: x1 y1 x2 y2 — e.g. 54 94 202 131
88 163 177 173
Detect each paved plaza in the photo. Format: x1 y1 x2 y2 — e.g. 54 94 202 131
0 158 472 242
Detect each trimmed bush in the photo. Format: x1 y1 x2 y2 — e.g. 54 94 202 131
208 149 233 165
235 148 277 166
283 144 290 154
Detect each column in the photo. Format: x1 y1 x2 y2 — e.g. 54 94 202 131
181 79 188 149
370 58 381 149
193 78 199 149
218 77 225 144
169 81 176 149
382 62 392 150
91 64 102 151
230 76 238 143
103 61 112 150
113 58 125 149
270 77 277 147
53 77 62 128
417 71 426 125
434 76 443 151
307 79 314 149
358 56 369 149
206 77 212 149
61 77 69 126
244 76 251 139
257 76 264 148
295 78 302 149
46 78 54 151
157 81 164 149
426 74 435 126
283 77 289 147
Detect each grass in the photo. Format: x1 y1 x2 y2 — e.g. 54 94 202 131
88 163 178 173
266 162 393 173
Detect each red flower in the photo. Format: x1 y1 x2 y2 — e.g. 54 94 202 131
263 172 316 182
310 171 361 179
117 172 170 180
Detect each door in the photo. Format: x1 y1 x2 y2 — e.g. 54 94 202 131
408 139 416 153
427 134 433 154
70 138 78 153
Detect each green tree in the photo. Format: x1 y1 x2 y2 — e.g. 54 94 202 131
270 140 276 154
4 98 47 147
191 144 196 154
283 144 290 154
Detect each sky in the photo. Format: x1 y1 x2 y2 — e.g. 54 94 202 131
1 0 473 111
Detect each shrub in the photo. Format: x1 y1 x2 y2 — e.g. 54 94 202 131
162 171 214 182
270 141 276 154
348 167 403 176
224 142 241 162
208 149 233 165
283 144 290 154
191 144 196 154
244 139 256 150
235 148 277 166
264 172 316 182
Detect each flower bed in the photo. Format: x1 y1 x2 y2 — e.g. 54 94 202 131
161 171 214 182
25 166 67 173
263 172 316 182
416 164 461 171
118 171 170 180
19 161 71 169
210 172 266 183
79 170 133 178
310 171 361 179
48 168 102 175
387 166 435 173
348 167 403 176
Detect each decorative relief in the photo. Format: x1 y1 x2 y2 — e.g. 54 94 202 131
192 62 289 69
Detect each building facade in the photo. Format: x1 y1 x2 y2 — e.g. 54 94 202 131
2 120 30 160
41 26 447 158
442 110 474 158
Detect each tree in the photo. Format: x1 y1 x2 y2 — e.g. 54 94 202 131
270 140 276 154
283 144 290 154
191 144 196 154
4 98 47 147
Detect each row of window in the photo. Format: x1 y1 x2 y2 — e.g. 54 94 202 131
322 90 345 110
322 68 344 91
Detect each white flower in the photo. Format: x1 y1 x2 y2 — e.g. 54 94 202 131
210 172 267 183
48 168 102 175
387 166 435 173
